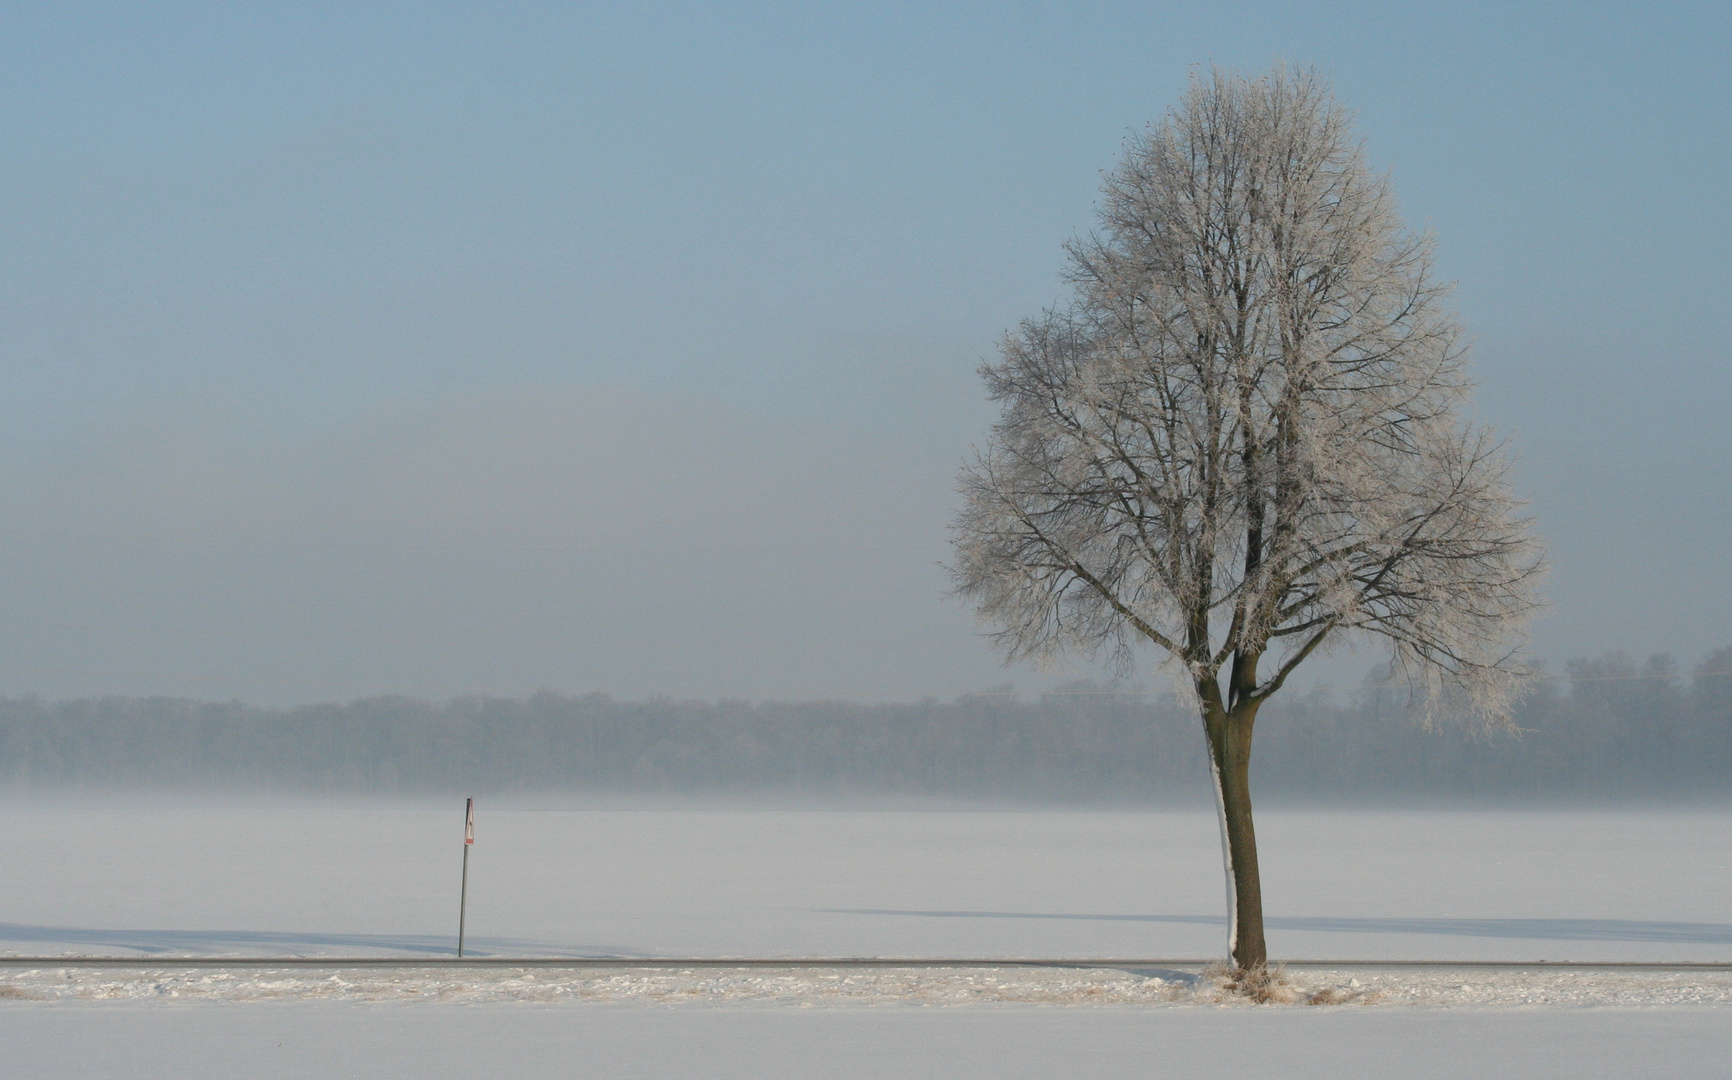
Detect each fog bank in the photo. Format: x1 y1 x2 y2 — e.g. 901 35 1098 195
6 648 1726 806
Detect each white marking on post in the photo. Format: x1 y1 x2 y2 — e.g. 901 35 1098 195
458 797 474 957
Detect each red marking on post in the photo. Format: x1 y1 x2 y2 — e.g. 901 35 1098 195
464 798 475 845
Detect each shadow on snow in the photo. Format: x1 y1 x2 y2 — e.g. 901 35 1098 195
819 910 1732 945
0 923 649 958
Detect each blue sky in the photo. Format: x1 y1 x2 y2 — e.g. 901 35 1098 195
0 3 1726 702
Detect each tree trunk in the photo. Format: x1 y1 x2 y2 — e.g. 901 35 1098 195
1204 700 1266 970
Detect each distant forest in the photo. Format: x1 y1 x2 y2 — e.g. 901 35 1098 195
2 648 1728 803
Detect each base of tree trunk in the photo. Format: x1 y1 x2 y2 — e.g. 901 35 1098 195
1204 961 1291 1003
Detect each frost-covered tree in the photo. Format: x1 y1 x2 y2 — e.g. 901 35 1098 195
950 65 1545 971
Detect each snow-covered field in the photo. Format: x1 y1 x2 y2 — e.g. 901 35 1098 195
2 796 1728 963
3 797 1729 1078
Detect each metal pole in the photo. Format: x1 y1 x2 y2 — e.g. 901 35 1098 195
458 797 474 957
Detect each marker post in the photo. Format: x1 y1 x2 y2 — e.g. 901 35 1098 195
457 797 474 957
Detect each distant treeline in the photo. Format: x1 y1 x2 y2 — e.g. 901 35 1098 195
2 648 1728 803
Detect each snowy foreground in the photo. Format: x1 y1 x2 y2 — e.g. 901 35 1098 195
2 1000 1728 1080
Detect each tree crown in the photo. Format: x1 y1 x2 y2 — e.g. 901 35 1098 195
951 65 1545 722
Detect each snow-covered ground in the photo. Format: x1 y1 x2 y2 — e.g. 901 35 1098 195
2 796 1728 963
4 797 1729 1078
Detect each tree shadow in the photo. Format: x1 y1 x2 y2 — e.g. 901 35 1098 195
0 922 643 958
819 909 1732 945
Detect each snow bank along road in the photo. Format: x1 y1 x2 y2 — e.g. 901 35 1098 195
5 960 1732 1008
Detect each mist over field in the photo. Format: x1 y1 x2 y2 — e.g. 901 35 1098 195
4 647 1726 803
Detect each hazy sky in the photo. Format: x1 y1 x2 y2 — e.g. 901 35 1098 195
0 2 1726 704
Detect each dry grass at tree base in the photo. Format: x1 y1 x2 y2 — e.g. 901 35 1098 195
1199 963 1377 1006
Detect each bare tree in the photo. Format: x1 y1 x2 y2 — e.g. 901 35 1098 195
950 65 1545 971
